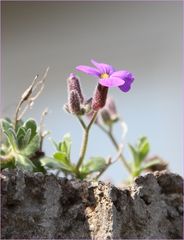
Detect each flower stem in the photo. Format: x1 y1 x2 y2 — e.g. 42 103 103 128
77 116 86 130
97 123 131 174
76 111 98 172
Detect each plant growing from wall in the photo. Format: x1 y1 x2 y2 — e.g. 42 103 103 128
0 60 166 181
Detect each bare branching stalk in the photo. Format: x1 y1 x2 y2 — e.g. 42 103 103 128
14 67 49 128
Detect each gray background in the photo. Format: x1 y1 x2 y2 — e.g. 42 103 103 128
1 1 183 183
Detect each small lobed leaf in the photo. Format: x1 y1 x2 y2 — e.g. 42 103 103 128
22 128 32 148
61 134 72 157
40 157 62 169
4 128 18 151
53 152 69 165
128 144 140 167
138 137 150 161
83 157 106 173
24 119 37 141
40 157 73 172
59 142 67 154
17 127 26 149
21 134 40 157
1 119 13 133
17 126 26 140
15 154 36 171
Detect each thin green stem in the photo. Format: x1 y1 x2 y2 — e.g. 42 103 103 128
87 111 98 129
76 129 89 171
76 112 98 172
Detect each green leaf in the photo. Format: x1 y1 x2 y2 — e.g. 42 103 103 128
24 119 37 141
132 168 142 177
59 142 67 154
15 154 36 171
17 127 26 149
53 152 69 165
141 159 161 170
17 126 26 139
4 128 18 151
138 137 150 161
22 128 32 148
40 157 73 172
1 118 13 133
128 144 140 167
83 157 106 173
21 134 40 157
40 157 62 169
60 133 72 159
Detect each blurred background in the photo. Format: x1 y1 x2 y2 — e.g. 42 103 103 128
1 1 183 183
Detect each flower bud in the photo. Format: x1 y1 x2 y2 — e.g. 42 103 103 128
68 90 81 115
91 84 108 111
67 73 84 103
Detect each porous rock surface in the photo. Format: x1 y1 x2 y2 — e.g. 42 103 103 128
1 169 183 239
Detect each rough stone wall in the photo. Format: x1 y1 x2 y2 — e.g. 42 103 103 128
1 169 183 239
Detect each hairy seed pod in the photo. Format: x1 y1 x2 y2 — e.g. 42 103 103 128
67 73 84 103
91 84 108 111
68 90 81 115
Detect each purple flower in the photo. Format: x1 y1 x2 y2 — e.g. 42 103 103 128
76 59 134 92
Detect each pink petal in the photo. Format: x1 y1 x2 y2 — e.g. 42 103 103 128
119 83 132 92
76 65 100 77
99 77 125 87
111 70 129 79
91 59 115 75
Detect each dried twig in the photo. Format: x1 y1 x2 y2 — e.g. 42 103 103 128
14 67 49 127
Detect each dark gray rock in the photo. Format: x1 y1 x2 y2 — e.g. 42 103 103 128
1 169 183 239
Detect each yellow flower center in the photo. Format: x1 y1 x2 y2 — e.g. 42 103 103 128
100 73 109 79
